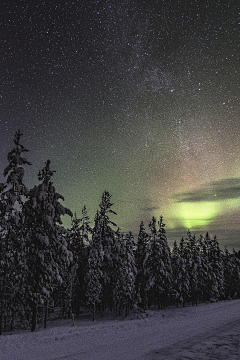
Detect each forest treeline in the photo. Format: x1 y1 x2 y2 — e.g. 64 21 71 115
1 131 240 334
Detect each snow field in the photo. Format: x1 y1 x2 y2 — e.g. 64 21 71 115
1 299 240 360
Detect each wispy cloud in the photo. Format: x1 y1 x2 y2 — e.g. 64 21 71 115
140 206 160 212
116 198 161 212
175 178 240 203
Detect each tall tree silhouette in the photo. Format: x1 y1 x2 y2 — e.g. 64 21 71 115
23 160 73 331
0 130 31 335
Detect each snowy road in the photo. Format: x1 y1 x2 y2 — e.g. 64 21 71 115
1 300 240 360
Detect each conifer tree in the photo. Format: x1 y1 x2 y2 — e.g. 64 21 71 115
112 228 124 315
185 231 200 305
157 216 172 307
23 160 73 331
197 234 210 303
113 232 136 316
204 233 224 302
222 248 240 300
123 231 137 315
171 240 183 306
79 204 92 241
135 221 149 309
68 206 91 316
177 237 190 306
231 252 240 299
85 211 103 321
144 216 172 309
0 130 31 334
223 247 235 299
97 190 117 311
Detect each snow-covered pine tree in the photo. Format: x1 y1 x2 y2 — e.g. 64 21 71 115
113 231 137 316
196 234 211 303
222 247 235 299
85 211 103 321
97 190 117 311
176 237 190 307
135 221 149 310
157 216 172 307
112 229 137 316
0 130 31 334
231 251 240 299
68 206 91 316
23 160 73 331
204 233 224 302
222 247 240 300
112 228 124 315
79 204 92 241
144 216 172 309
185 231 201 305
144 216 158 308
122 231 137 316
171 241 182 307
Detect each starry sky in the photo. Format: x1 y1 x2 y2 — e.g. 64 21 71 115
1 0 240 249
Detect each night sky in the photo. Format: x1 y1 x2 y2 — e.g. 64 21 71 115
1 1 240 249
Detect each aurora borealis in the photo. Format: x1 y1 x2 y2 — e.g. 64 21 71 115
1 1 240 248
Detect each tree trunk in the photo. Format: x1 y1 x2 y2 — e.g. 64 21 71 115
0 279 5 336
92 302 95 322
0 293 4 335
31 304 37 332
44 303 48 329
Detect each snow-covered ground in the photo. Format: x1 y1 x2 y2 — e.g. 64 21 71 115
1 299 240 360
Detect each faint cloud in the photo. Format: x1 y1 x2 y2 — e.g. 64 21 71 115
140 206 160 212
175 178 240 203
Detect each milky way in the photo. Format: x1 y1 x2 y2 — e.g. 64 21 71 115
1 0 239 248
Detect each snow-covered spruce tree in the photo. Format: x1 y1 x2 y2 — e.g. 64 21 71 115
185 231 201 305
97 190 117 311
85 211 103 321
174 237 190 307
135 221 149 310
144 216 158 309
230 252 240 299
23 160 73 331
222 248 240 300
68 206 91 316
197 234 211 303
122 231 137 316
171 241 183 307
204 233 224 302
112 228 124 315
79 204 92 241
157 216 172 307
222 247 235 299
58 252 78 321
0 130 31 335
112 231 137 317
144 216 172 309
